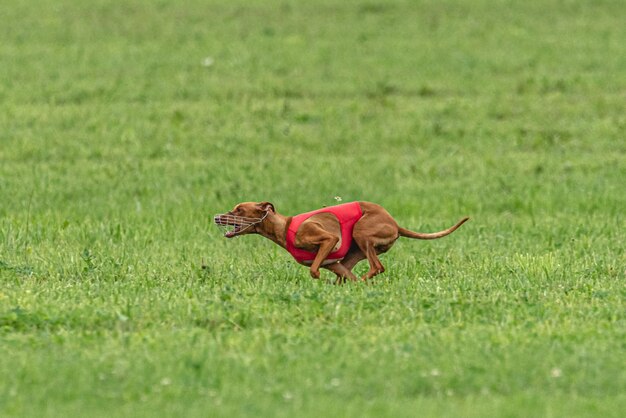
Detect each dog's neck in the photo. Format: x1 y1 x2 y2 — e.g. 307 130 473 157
256 212 291 249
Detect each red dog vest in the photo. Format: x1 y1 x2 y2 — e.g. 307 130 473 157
285 202 363 263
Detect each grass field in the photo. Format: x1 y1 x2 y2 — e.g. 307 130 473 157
1 0 625 416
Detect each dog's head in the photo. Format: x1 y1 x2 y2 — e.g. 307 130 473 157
213 201 275 238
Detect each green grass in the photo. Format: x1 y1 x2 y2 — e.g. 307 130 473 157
1 0 625 416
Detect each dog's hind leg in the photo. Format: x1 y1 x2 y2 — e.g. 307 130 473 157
351 214 399 280
338 247 366 273
323 262 358 284
359 241 385 280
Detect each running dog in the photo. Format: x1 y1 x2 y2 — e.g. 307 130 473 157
214 201 469 282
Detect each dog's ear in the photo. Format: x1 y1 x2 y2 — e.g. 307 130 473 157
257 201 275 213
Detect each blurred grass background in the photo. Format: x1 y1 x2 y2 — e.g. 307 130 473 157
1 0 625 417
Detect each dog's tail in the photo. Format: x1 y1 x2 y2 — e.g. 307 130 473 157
398 217 469 240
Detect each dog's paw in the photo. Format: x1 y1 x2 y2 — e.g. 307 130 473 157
310 269 321 279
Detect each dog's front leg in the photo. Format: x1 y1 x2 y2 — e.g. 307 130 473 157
309 235 339 279
295 220 341 280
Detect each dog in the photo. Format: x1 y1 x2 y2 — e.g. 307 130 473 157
214 201 469 282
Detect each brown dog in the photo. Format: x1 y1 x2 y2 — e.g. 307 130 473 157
214 201 468 282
